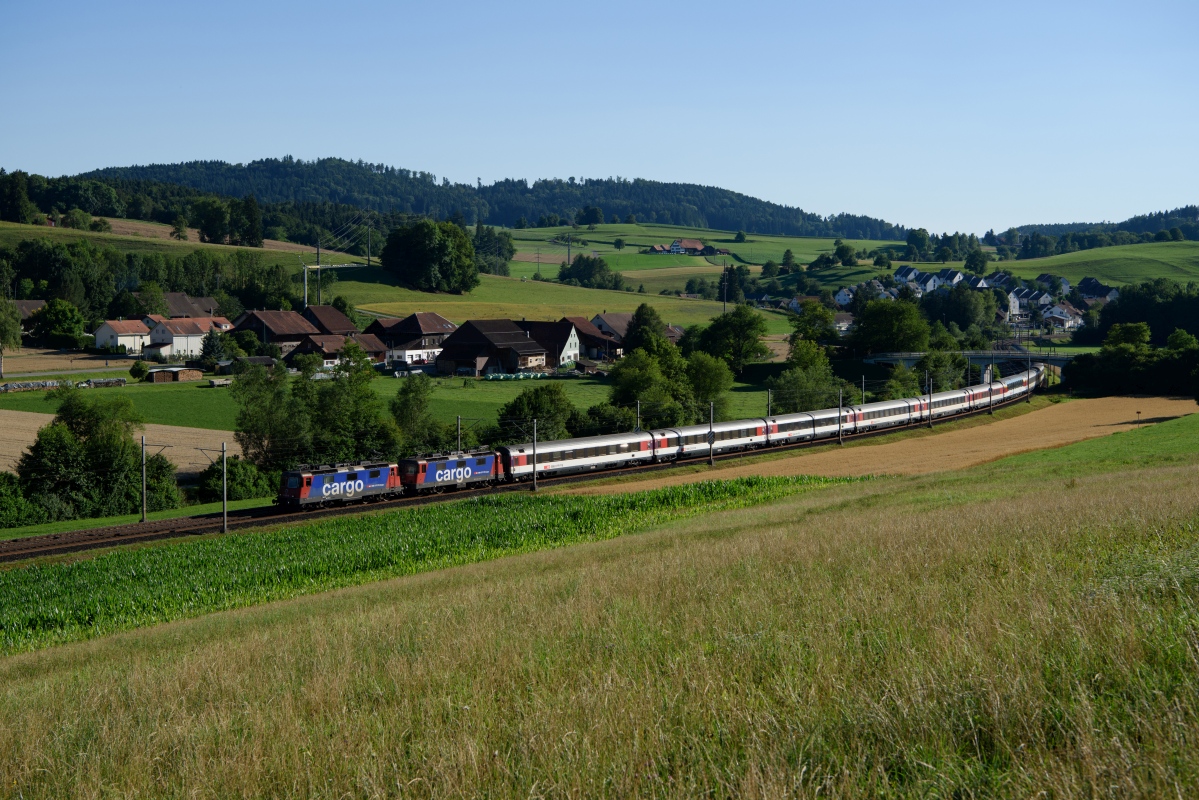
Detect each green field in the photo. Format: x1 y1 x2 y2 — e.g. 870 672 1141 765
1 408 1198 794
0 372 777 432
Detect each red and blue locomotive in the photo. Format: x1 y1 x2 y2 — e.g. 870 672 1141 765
277 453 499 507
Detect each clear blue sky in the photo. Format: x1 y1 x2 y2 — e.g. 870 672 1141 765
2 0 1195 234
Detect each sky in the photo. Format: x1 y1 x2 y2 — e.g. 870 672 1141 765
2 0 1196 234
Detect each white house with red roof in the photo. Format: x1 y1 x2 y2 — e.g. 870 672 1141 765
145 317 233 357
94 319 152 352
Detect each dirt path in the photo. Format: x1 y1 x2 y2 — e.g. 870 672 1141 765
564 396 1197 495
0 410 240 474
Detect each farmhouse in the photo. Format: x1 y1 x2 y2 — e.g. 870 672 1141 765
233 310 320 353
364 312 458 365
435 320 549 376
561 316 619 360
93 319 151 352
669 238 705 255
515 320 580 366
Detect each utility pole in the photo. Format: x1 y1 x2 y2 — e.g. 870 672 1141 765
767 388 772 418
1027 347 1032 402
989 350 995 414
303 265 308 308
457 416 462 453
531 419 538 492
861 375 865 406
722 271 728 314
636 400 640 432
221 441 227 533
141 435 147 523
926 371 933 428
837 388 843 444
316 241 322 306
700 402 709 465
566 235 571 267
366 227 371 268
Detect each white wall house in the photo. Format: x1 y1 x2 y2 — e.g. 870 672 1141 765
93 320 150 352
146 317 232 357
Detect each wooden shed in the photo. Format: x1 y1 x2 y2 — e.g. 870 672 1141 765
149 367 204 383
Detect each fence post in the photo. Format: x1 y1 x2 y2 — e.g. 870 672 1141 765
141 435 147 523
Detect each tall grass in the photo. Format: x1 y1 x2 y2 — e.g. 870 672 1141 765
1 420 1198 796
0 476 843 654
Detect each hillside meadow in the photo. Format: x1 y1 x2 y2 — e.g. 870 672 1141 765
1 408 1198 795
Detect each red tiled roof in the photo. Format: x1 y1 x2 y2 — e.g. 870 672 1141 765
155 317 231 336
235 310 320 337
303 305 358 335
678 238 704 250
101 320 151 335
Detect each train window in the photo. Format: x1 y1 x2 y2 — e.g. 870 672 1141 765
476 458 487 466
287 476 300 489
620 442 629 451
401 464 417 475
346 473 358 481
420 464 426 473
369 470 380 479
305 477 312 486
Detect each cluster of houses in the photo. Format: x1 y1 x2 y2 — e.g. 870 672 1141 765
825 269 1120 332
91 292 686 378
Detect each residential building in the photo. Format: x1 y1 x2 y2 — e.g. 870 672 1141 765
364 312 458 365
894 266 920 283
833 313 855 334
664 324 686 344
94 319 151 352
434 320 549 376
1035 273 1070 295
287 333 388 366
145 317 232 358
233 310 320 353
1044 302 1084 330
13 300 45 334
302 304 359 336
561 316 619 360
964 275 990 290
985 271 1015 291
515 320 580 366
936 268 965 287
591 312 634 342
834 286 856 307
1077 277 1120 301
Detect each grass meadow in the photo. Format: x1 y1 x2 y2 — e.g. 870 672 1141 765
1 410 1198 795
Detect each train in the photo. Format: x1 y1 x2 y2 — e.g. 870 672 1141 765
277 364 1046 507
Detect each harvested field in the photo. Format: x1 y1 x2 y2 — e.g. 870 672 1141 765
102 218 342 254
0 409 239 474
566 395 1198 494
2 348 131 375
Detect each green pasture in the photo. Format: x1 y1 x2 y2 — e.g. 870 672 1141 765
0 497 273 542
1003 241 1199 286
338 269 792 333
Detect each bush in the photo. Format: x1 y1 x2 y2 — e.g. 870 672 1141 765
196 455 277 502
129 361 150 381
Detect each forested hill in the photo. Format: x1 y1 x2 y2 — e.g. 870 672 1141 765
78 157 908 240
1016 205 1199 239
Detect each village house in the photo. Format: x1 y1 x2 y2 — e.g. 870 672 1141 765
364 312 458 365
13 300 45 334
144 317 233 358
1043 301 1084 330
668 238 706 255
286 333 388 367
591 312 634 343
1035 273 1071 294
93 319 151 352
134 291 220 318
435 320 549 376
833 313 855 334
1077 277 1120 301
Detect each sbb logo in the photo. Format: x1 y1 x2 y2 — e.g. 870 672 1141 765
435 466 472 482
322 479 365 497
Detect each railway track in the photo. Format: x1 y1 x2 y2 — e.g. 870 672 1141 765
0 394 1035 564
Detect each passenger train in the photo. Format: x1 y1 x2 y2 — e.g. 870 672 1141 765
277 364 1046 507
